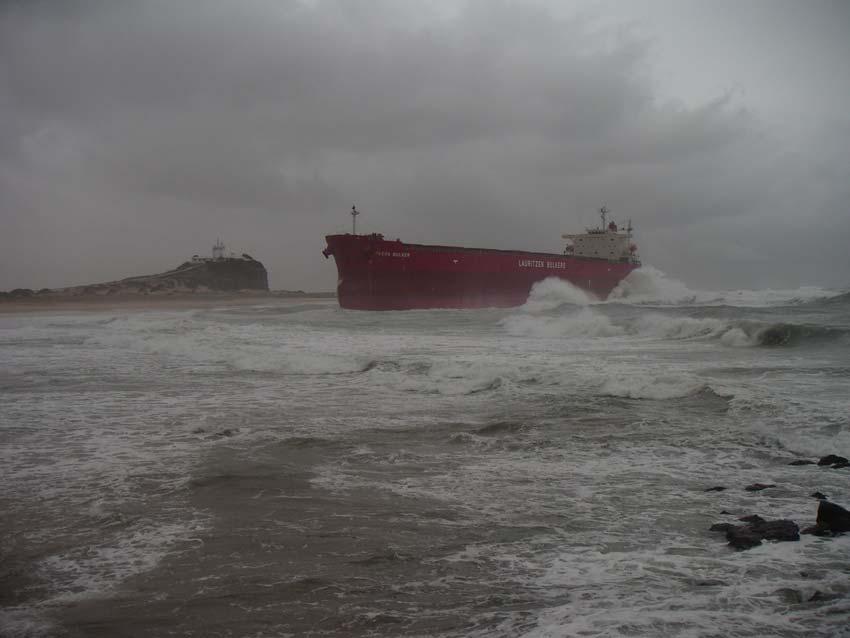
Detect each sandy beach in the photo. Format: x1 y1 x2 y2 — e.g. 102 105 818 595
0 291 335 314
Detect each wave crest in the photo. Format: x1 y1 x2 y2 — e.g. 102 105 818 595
600 375 721 400
609 267 844 307
520 278 596 312
501 308 623 338
609 266 699 305
502 307 847 348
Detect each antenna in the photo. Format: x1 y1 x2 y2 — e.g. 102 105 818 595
351 205 360 234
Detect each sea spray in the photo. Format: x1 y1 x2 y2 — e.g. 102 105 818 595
520 277 596 313
609 266 700 304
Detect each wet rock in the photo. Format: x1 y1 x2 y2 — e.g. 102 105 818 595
817 454 848 466
719 515 800 550
816 500 850 533
745 483 777 492
720 510 733 515
788 459 816 466
710 523 736 533
832 459 850 469
801 524 833 537
704 486 726 492
752 519 799 542
810 492 828 500
726 526 763 550
215 428 236 438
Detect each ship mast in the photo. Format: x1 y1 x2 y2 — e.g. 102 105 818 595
599 205 609 230
351 205 360 235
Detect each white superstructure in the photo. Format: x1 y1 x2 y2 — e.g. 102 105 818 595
562 206 639 263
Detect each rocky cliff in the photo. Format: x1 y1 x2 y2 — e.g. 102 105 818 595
1 256 269 300
119 257 270 293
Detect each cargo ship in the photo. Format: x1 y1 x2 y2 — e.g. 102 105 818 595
322 206 640 310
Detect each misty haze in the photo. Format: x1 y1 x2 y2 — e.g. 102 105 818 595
2 1 849 637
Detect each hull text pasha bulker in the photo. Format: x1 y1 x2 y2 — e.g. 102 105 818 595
322 206 641 310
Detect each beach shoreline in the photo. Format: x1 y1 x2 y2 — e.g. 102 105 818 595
0 291 335 314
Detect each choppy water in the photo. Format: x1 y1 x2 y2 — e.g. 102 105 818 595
2 268 849 637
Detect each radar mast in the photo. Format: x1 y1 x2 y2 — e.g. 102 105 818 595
351 205 360 235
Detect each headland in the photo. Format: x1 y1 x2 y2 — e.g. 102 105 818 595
0 241 333 313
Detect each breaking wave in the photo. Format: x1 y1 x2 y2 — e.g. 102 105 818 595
608 266 701 305
501 308 623 338
503 307 848 348
505 271 849 348
520 278 596 312
608 267 844 307
632 315 847 347
599 374 721 400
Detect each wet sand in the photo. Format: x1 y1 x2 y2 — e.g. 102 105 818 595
53 436 553 637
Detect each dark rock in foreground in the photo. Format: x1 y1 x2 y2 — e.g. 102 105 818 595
788 459 815 466
711 515 800 550
817 454 848 466
709 523 736 533
726 526 763 550
753 520 800 542
704 486 726 492
816 501 850 533
810 492 828 500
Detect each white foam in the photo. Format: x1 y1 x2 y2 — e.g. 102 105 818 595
610 265 843 307
719 326 758 347
524 535 850 638
631 314 728 340
520 277 596 313
397 359 509 396
38 518 207 602
501 308 623 339
4 297 848 638
599 374 712 399
609 266 700 305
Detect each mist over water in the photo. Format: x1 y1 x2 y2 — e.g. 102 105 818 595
2 269 849 637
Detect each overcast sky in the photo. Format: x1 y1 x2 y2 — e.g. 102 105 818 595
2 0 848 291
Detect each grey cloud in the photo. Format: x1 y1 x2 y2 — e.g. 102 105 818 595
1 0 848 290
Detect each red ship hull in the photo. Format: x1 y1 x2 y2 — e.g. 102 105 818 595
323 234 639 310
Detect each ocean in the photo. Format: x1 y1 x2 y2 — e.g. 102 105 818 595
2 268 849 637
